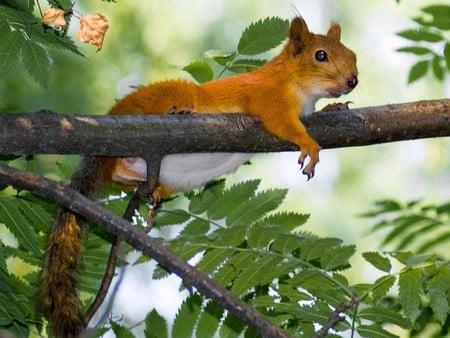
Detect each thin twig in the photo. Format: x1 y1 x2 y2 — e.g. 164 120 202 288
84 192 143 326
312 297 360 338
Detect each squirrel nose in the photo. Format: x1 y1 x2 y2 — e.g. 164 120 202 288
347 75 358 89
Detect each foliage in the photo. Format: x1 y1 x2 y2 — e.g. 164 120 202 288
396 4 450 83
0 0 82 88
1 163 449 337
182 17 289 83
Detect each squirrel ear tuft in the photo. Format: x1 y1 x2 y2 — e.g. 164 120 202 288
289 17 310 56
327 23 341 41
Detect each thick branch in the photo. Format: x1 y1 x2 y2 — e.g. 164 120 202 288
0 163 288 338
0 99 448 157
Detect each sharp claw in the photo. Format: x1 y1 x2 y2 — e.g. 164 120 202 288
299 161 304 170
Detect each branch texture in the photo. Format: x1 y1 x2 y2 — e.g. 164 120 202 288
0 99 448 157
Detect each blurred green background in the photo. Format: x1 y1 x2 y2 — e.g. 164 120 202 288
1 1 448 335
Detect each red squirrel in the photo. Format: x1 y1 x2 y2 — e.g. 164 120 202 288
38 16 358 337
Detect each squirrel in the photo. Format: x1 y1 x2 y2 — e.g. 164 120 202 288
38 16 358 337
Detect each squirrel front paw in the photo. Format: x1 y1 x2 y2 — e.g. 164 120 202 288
298 140 321 180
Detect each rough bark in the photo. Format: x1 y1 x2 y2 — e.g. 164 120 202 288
0 99 448 158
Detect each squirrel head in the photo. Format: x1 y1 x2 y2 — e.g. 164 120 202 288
286 16 358 100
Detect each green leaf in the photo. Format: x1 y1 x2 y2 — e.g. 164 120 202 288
321 245 356 271
188 180 226 214
371 275 396 303
204 49 236 66
154 209 191 227
357 324 398 338
195 301 223 338
397 29 443 42
214 251 258 287
226 188 287 226
22 40 52 88
362 252 392 273
421 5 450 30
358 306 410 329
228 58 266 73
183 61 214 83
206 180 260 220
179 218 210 238
110 321 135 338
426 265 450 325
432 55 444 81
444 42 450 71
144 309 168 338
237 17 289 55
396 46 432 55
197 248 230 275
3 0 34 12
219 312 246 338
0 25 22 78
399 268 422 320
172 294 203 338
0 197 40 256
408 60 429 83
231 255 282 296
257 211 309 232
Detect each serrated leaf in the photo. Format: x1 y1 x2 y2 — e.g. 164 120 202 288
257 211 309 232
359 306 410 329
0 25 22 78
396 46 432 55
206 180 260 220
231 255 282 296
426 265 450 325
3 0 34 12
399 268 422 320
183 61 213 83
179 218 210 238
408 60 429 83
237 17 289 55
188 180 226 214
195 301 223 338
322 245 356 271
197 248 230 275
219 312 246 338
271 233 303 253
397 29 443 42
226 188 287 226
22 40 51 88
0 197 40 256
372 275 396 303
172 294 203 338
145 309 168 338
154 209 191 227
444 43 450 71
362 252 392 273
110 321 135 338
357 324 398 338
214 251 258 287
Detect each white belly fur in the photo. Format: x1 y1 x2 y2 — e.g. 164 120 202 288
123 153 253 191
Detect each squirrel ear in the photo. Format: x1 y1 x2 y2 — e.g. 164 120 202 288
327 23 341 41
289 16 310 56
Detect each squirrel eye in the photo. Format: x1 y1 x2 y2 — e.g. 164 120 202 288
315 50 328 62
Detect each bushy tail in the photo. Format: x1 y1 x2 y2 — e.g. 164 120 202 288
38 157 108 338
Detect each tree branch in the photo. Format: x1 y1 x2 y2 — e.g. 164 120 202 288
0 163 289 338
0 99 448 157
